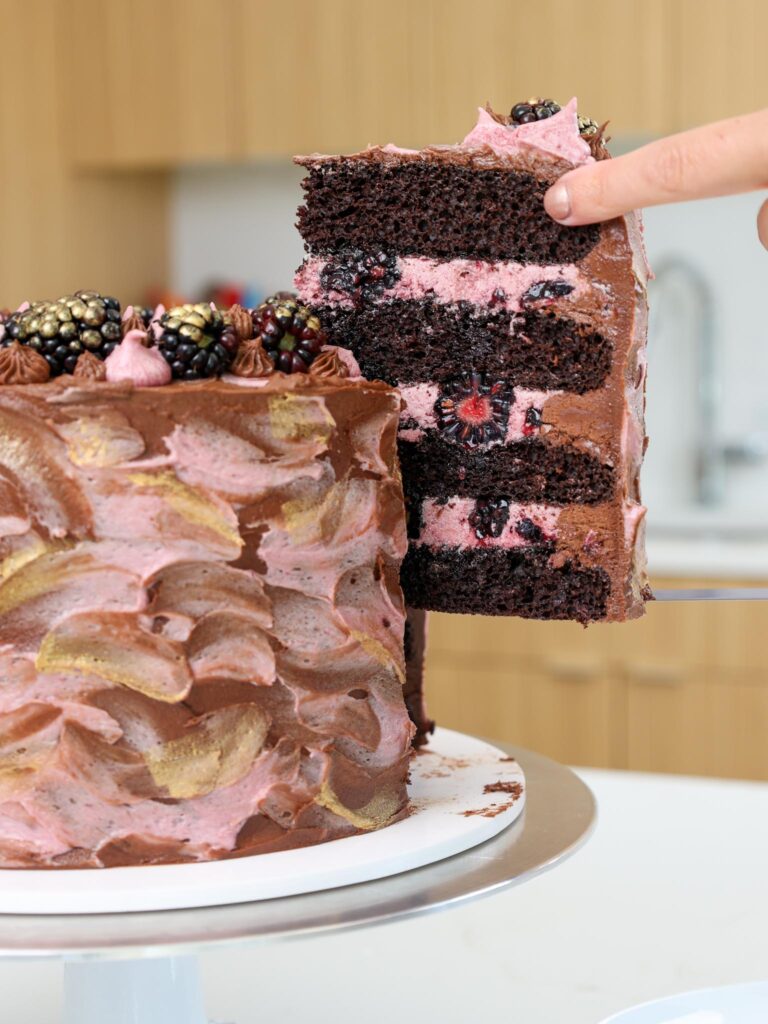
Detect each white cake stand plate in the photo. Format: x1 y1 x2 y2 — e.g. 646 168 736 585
0 730 596 1024
0 728 525 916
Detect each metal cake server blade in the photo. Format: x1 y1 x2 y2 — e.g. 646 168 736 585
654 588 768 602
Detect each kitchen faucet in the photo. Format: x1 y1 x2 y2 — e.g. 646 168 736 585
649 256 723 505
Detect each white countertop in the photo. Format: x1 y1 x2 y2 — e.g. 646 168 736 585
4 766 768 1023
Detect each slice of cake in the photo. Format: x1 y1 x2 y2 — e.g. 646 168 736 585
295 98 650 623
0 295 413 867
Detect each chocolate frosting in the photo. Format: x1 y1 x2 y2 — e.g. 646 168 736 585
0 342 50 385
0 375 413 867
309 347 350 379
121 311 148 338
228 303 254 342
231 339 273 378
73 351 107 381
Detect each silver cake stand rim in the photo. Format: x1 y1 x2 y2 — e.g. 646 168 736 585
0 738 596 961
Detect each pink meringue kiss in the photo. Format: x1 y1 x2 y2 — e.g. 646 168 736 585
104 329 171 387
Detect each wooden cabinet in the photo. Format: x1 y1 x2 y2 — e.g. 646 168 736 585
0 0 168 305
673 0 768 127
62 0 240 167
626 672 768 780
425 579 768 780
43 0 768 168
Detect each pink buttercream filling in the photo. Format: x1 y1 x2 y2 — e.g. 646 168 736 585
295 255 585 313
461 98 593 166
416 498 560 550
398 382 559 443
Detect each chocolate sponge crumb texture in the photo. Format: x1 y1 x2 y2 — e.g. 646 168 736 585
295 98 650 623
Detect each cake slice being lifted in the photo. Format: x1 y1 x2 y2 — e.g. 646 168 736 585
295 97 650 623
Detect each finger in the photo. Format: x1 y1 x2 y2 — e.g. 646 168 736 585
757 197 768 249
544 108 768 225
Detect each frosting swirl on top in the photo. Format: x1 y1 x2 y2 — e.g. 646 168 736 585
228 303 254 342
231 338 273 378
0 341 51 385
309 347 350 379
121 306 148 338
73 351 107 381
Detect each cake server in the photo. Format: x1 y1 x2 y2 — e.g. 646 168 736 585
655 588 768 601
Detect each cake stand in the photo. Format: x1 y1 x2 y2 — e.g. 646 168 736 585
0 734 595 1024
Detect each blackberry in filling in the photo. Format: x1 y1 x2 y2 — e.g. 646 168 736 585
435 373 512 449
515 517 543 542
520 280 575 306
319 248 400 305
523 407 543 436
252 295 326 374
158 303 238 380
2 291 122 376
468 497 510 540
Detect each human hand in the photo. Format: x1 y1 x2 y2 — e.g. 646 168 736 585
544 109 768 247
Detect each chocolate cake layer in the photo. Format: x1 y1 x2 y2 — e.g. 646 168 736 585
402 545 610 622
298 161 601 264
399 434 615 506
295 100 650 623
317 302 612 392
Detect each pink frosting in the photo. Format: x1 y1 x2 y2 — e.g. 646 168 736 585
0 379 411 865
461 98 593 166
295 255 584 313
150 303 166 342
332 345 362 378
416 497 560 550
398 382 558 443
105 330 172 387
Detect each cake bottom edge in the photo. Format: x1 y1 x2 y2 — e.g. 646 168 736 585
402 544 618 624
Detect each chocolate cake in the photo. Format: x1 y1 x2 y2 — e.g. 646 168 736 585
0 295 414 867
295 98 650 622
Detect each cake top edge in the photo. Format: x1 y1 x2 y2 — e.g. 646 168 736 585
0 293 370 389
0 365 396 400
295 96 609 172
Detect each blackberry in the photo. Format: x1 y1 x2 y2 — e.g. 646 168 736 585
157 303 238 380
520 280 575 306
2 290 122 376
135 306 154 328
468 498 510 540
577 113 600 138
523 407 543 436
319 247 400 305
516 517 543 542
435 372 512 449
510 98 560 125
252 295 326 374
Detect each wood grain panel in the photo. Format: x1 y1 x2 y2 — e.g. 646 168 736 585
424 577 768 778
0 0 169 306
627 676 768 780
63 0 239 167
673 0 768 128
426 652 624 768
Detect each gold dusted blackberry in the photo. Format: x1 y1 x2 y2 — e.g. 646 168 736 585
252 294 327 374
157 303 239 380
2 290 122 376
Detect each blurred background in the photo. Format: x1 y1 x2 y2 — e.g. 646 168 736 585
2 0 768 779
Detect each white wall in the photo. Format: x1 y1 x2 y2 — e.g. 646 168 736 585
171 162 305 303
